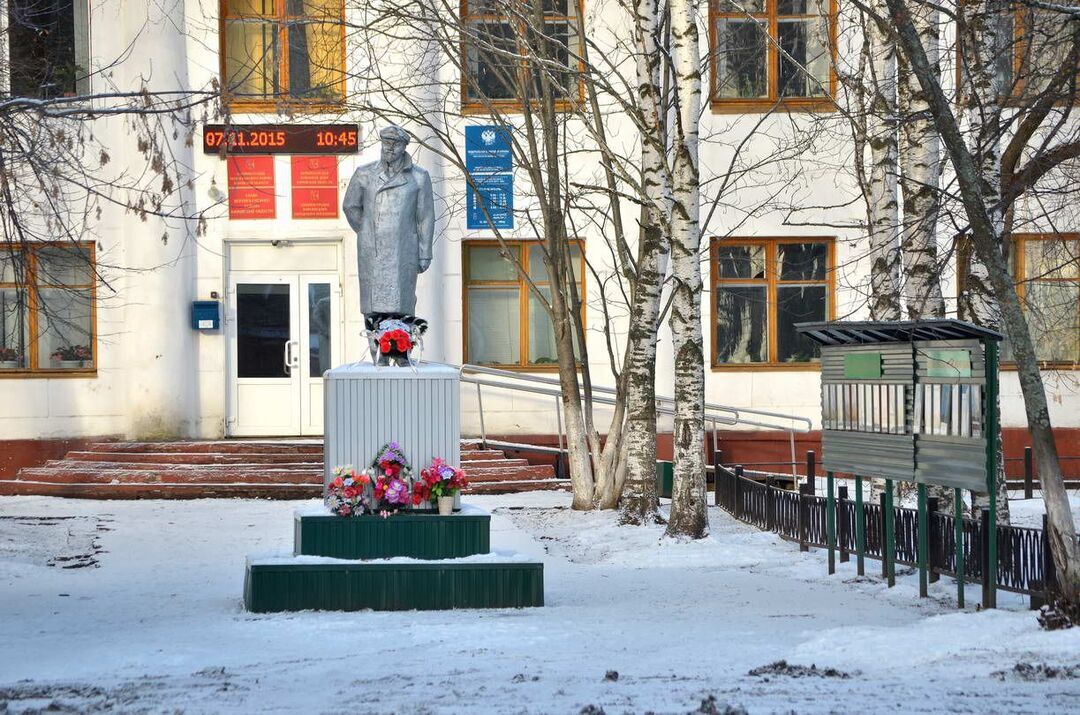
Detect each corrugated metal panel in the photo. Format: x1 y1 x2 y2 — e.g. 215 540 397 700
913 339 986 384
915 435 989 492
323 364 460 486
294 513 490 560
244 560 544 612
821 343 914 383
822 430 914 480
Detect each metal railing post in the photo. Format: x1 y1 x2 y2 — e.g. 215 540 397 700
1024 447 1034 500
476 382 486 447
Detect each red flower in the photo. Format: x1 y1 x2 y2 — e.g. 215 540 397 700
343 486 358 499
333 476 344 488
357 473 371 485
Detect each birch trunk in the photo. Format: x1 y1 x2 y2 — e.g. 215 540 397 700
664 0 707 539
884 0 1078 604
614 0 670 521
865 2 902 321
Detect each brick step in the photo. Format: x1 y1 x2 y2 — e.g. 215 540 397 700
465 479 571 494
460 458 529 468
42 460 322 473
459 449 508 460
461 465 556 483
0 480 321 500
65 451 323 465
15 467 323 485
85 441 323 455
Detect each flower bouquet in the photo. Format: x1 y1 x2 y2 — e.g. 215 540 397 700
325 466 371 517
415 457 469 515
370 442 413 514
364 314 428 367
0 347 22 368
51 344 91 367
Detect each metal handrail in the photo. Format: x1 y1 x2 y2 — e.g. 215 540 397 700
422 360 812 477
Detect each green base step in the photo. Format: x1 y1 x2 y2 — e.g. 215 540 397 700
294 508 490 560
244 557 544 612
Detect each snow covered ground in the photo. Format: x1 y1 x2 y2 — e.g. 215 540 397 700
1 492 1078 714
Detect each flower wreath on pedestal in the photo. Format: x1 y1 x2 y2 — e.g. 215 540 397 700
362 313 428 367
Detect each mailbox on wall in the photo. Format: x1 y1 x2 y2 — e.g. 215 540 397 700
191 300 221 331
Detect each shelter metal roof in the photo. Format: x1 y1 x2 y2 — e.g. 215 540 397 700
794 319 1003 346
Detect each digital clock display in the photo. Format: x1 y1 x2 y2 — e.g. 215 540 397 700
203 124 360 155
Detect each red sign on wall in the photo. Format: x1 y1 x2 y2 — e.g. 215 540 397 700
228 156 276 219
291 156 339 219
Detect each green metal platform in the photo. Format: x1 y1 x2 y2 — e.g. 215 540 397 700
294 510 490 560
244 557 544 612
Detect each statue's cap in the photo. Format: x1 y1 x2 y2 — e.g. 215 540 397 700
378 125 410 143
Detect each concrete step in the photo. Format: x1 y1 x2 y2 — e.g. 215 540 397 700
459 449 508 460
65 451 323 465
15 467 323 485
460 458 530 468
41 459 322 473
461 465 556 483
84 440 323 455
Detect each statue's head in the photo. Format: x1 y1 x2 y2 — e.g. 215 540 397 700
379 125 410 165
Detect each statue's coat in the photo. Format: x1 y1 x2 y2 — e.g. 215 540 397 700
342 154 434 315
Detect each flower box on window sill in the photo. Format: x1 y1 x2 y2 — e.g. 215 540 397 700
0 361 22 369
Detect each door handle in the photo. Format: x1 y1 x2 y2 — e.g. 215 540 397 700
284 339 293 376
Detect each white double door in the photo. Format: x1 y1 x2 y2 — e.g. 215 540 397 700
228 273 341 436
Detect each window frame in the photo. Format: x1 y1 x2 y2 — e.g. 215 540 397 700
1007 232 1079 369
462 239 585 370
0 241 98 379
218 0 347 113
708 0 839 114
1008 3 1080 105
710 236 836 370
458 0 586 114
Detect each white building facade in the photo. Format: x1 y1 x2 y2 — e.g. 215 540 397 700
0 0 1076 472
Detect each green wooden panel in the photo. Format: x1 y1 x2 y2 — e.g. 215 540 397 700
843 352 882 379
294 513 490 560
244 560 544 612
925 349 972 378
656 461 673 499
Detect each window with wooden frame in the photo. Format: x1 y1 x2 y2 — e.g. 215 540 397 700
6 0 91 98
463 240 584 368
711 238 834 367
709 0 836 113
1011 234 1079 365
460 0 583 112
220 0 345 110
1005 1 1080 102
0 243 96 376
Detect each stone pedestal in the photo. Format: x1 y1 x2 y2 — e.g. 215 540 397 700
323 363 460 486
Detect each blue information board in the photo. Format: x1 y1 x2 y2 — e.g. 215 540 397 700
465 126 513 230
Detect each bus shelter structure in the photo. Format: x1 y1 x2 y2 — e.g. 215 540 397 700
795 319 1004 607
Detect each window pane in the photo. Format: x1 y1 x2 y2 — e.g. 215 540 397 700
716 286 767 363
35 245 93 286
1025 281 1079 362
225 19 280 98
0 248 27 284
226 0 276 15
715 19 768 99
468 287 521 364
285 0 338 16
777 242 827 280
531 22 576 99
287 21 343 101
718 0 765 11
778 18 829 97
466 22 519 100
469 246 520 281
717 245 765 279
308 283 332 378
7 0 84 98
528 244 582 282
0 289 29 368
777 0 828 14
528 287 558 365
1024 238 1079 280
1019 9 1078 97
236 283 290 378
777 285 826 362
37 287 93 369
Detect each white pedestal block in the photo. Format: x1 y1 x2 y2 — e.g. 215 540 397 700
323 363 460 488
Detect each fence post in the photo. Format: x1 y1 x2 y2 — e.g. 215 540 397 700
713 451 723 507
918 483 929 598
955 488 965 609
798 484 812 552
981 508 994 609
734 465 744 520
827 471 836 575
885 479 895 587
855 476 865 576
765 476 775 531
806 450 816 495
927 496 940 583
838 485 849 563
1034 513 1057 611
1024 447 1034 500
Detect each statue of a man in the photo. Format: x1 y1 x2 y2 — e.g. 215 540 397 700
343 126 435 323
